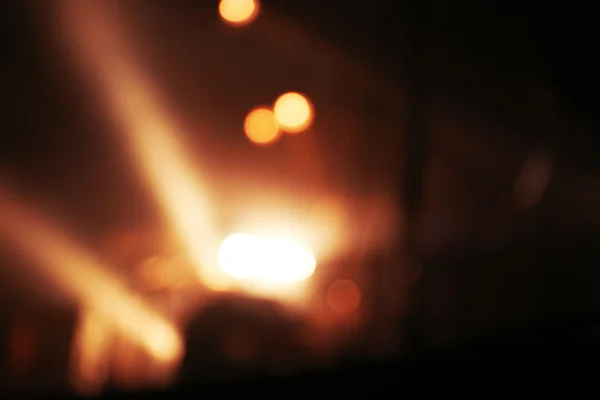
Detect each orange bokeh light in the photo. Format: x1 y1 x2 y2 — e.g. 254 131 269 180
218 0 260 26
244 107 281 146
273 92 314 134
327 279 361 314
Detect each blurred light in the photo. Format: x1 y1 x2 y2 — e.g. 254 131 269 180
111 332 145 390
70 309 112 394
135 254 193 292
219 0 260 26
103 228 176 266
258 236 317 282
273 92 314 133
218 233 259 279
218 233 316 283
327 279 361 314
60 0 228 290
244 107 281 145
229 195 349 270
0 196 184 369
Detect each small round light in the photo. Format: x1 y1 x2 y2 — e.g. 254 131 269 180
273 92 314 134
218 0 260 27
243 107 281 146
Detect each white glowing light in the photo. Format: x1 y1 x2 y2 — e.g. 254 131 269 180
218 233 317 283
218 233 260 279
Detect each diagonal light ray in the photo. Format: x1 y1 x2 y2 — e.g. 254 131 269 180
0 191 183 364
57 0 228 289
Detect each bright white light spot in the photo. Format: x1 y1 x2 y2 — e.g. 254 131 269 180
218 233 316 283
218 233 259 279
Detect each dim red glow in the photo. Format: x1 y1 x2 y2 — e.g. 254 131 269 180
222 330 257 362
514 153 552 208
273 92 314 133
7 318 37 381
327 279 361 314
218 0 260 26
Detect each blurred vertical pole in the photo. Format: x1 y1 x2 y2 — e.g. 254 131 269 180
402 0 429 354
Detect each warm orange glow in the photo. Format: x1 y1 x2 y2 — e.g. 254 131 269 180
60 0 229 290
244 107 281 145
273 92 314 133
70 309 113 394
136 255 191 292
0 196 184 369
111 332 145 390
327 279 361 314
218 233 316 284
227 195 348 272
218 0 259 26
103 228 176 266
